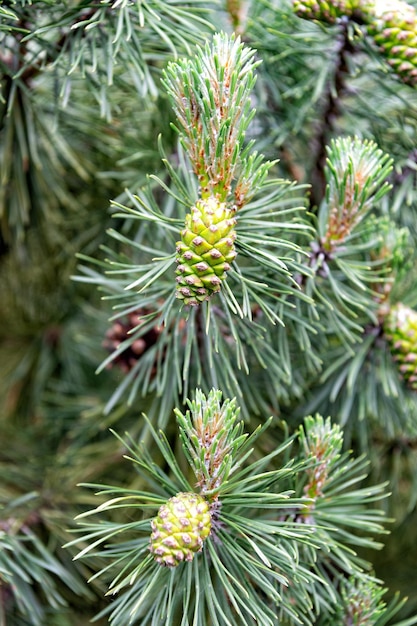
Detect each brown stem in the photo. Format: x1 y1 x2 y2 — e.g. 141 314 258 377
309 19 356 209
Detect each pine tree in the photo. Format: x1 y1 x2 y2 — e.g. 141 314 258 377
1 1 417 625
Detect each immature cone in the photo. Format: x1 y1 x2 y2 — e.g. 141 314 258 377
176 197 237 306
293 0 356 22
150 492 211 567
365 0 417 86
384 302 417 389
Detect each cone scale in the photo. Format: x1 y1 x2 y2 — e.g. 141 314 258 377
175 197 237 306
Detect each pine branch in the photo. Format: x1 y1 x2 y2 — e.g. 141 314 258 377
295 135 395 352
67 390 399 626
74 34 315 419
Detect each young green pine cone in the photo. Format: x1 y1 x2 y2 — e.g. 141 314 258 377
365 0 417 86
149 492 211 567
176 197 237 306
384 302 417 390
293 0 356 22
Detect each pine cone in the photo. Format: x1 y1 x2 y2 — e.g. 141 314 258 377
150 492 211 567
293 0 356 23
384 302 417 389
102 309 162 373
365 0 417 86
176 197 237 306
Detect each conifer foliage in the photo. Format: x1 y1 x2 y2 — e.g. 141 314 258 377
1 1 417 625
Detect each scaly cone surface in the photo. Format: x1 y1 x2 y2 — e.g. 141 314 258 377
149 492 211 567
175 198 237 305
365 0 417 86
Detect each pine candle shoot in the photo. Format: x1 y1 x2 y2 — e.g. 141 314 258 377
163 33 270 305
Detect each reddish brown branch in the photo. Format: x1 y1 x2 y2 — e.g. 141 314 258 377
309 19 356 208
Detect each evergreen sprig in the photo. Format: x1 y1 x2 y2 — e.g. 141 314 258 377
297 217 417 448
74 33 315 418
282 415 404 624
68 389 317 626
295 414 388 551
303 136 394 344
67 389 400 626
162 33 282 305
